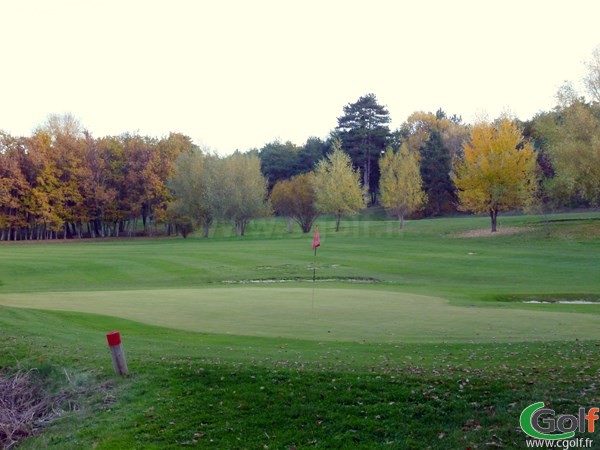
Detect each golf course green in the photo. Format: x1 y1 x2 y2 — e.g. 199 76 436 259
1 287 599 343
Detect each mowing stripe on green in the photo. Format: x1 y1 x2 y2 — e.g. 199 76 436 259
1 287 598 343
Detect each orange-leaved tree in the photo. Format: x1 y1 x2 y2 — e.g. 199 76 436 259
452 118 537 232
271 172 319 233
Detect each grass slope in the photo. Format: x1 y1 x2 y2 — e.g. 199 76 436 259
0 212 599 448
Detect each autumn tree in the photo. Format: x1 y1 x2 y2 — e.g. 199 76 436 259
0 119 197 240
80 132 118 238
47 119 88 238
153 133 196 229
168 149 221 237
584 45 600 103
168 149 204 237
313 139 365 232
398 111 440 155
397 110 468 215
0 133 30 240
118 134 187 236
42 113 82 138
13 114 88 240
220 153 269 236
120 135 157 235
538 100 600 206
25 130 66 239
452 118 538 232
379 144 426 228
336 93 391 203
271 172 319 233
95 136 128 236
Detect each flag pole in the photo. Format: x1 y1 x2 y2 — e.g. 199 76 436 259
312 246 316 316
313 246 317 282
311 227 320 317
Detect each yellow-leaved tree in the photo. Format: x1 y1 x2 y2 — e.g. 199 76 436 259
452 118 537 232
270 172 319 233
379 144 426 228
313 139 365 232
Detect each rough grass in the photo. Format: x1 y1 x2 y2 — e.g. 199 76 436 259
0 371 50 449
2 308 600 449
0 369 76 449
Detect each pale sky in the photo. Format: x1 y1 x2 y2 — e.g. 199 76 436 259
1 0 598 154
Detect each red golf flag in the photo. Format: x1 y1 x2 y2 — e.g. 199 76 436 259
312 227 320 250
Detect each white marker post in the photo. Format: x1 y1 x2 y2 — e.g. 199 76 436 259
106 331 128 376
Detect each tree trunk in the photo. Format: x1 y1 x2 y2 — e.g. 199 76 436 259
235 219 247 236
335 214 341 232
300 217 314 233
201 216 213 238
398 213 404 229
142 212 147 235
490 209 498 232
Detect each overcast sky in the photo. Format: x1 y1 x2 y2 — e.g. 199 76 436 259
1 0 598 154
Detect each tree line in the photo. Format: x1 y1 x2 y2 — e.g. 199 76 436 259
267 97 598 233
0 118 271 240
1 46 599 239
264 46 600 232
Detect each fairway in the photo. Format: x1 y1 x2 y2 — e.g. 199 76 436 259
1 286 599 343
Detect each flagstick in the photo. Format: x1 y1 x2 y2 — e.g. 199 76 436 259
311 226 320 318
313 247 317 282
312 246 317 317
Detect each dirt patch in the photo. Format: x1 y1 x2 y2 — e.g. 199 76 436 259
455 227 535 238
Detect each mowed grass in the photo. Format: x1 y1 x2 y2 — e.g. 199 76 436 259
1 287 600 343
1 211 598 301
0 211 599 448
2 306 600 449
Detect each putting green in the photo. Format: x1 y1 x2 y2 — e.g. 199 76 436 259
0 287 597 343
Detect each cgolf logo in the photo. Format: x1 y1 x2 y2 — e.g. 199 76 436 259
520 402 598 444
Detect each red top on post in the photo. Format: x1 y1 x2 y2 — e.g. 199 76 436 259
106 331 121 346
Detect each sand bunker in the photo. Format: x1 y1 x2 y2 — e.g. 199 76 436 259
455 227 535 238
